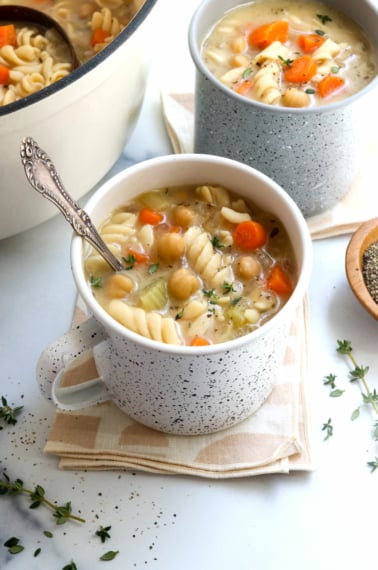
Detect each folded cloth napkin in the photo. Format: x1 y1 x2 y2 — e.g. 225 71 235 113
160 92 378 240
44 297 313 478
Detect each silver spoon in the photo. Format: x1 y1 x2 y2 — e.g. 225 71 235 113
20 137 124 272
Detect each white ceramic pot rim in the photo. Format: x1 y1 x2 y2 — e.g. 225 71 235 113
0 0 158 118
71 154 312 356
188 0 378 115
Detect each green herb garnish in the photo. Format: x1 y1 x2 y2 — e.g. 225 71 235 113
4 537 24 555
278 55 294 67
223 282 236 294
211 236 224 249
322 418 334 440
0 473 85 524
122 254 136 270
148 263 159 274
0 396 23 425
90 275 102 288
96 525 112 543
317 13 332 25
100 550 119 561
315 29 326 36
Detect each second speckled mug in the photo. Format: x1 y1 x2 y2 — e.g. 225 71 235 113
188 0 378 217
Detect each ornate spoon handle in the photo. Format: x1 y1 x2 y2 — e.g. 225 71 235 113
20 137 124 272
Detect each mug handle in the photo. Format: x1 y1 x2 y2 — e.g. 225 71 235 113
37 315 110 410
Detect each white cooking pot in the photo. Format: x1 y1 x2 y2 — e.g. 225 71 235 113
0 0 158 239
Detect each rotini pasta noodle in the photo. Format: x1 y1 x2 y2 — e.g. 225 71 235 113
108 301 182 345
254 41 290 64
184 226 233 289
254 62 281 105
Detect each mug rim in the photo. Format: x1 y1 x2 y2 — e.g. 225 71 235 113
71 153 312 355
188 0 378 115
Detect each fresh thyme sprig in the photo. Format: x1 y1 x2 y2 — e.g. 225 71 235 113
0 473 85 524
0 396 23 426
327 339 378 471
336 339 378 417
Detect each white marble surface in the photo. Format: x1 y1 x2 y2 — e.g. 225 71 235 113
1 1 378 568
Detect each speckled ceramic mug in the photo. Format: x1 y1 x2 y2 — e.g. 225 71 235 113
188 0 378 217
37 154 312 435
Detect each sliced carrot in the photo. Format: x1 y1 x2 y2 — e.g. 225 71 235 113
234 80 253 95
0 24 17 48
317 75 345 98
189 336 211 347
284 55 317 83
233 220 267 251
266 265 293 295
248 21 289 49
124 248 149 264
90 28 108 47
298 33 326 53
139 207 164 226
0 65 10 85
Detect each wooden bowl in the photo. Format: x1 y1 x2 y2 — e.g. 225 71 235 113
345 217 378 320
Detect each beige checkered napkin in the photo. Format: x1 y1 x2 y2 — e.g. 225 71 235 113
44 299 313 478
160 91 378 240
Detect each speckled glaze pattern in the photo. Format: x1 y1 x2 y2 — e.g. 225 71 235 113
189 0 378 218
37 314 287 435
193 72 362 217
93 321 287 435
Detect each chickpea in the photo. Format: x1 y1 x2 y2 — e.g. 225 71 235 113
230 54 250 68
106 273 134 298
282 88 310 108
172 205 195 229
230 36 247 54
236 255 261 279
157 232 185 263
79 3 96 18
168 268 200 300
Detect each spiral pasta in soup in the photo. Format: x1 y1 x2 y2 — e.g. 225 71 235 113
84 184 297 346
201 0 377 107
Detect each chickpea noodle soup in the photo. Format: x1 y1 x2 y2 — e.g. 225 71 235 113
201 0 377 107
84 184 297 346
0 0 143 105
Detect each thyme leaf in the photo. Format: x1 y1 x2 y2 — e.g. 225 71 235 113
322 418 333 440
0 396 23 425
90 275 102 288
100 550 119 561
317 13 332 24
96 525 112 543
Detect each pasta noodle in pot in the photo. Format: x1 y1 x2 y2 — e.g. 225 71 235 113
0 0 144 106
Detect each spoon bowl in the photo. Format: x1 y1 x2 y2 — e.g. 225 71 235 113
345 217 378 320
0 4 79 69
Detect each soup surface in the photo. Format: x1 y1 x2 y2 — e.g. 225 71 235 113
0 0 143 106
201 0 377 107
84 184 297 346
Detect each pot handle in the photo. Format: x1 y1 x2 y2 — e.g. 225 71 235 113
37 316 108 407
